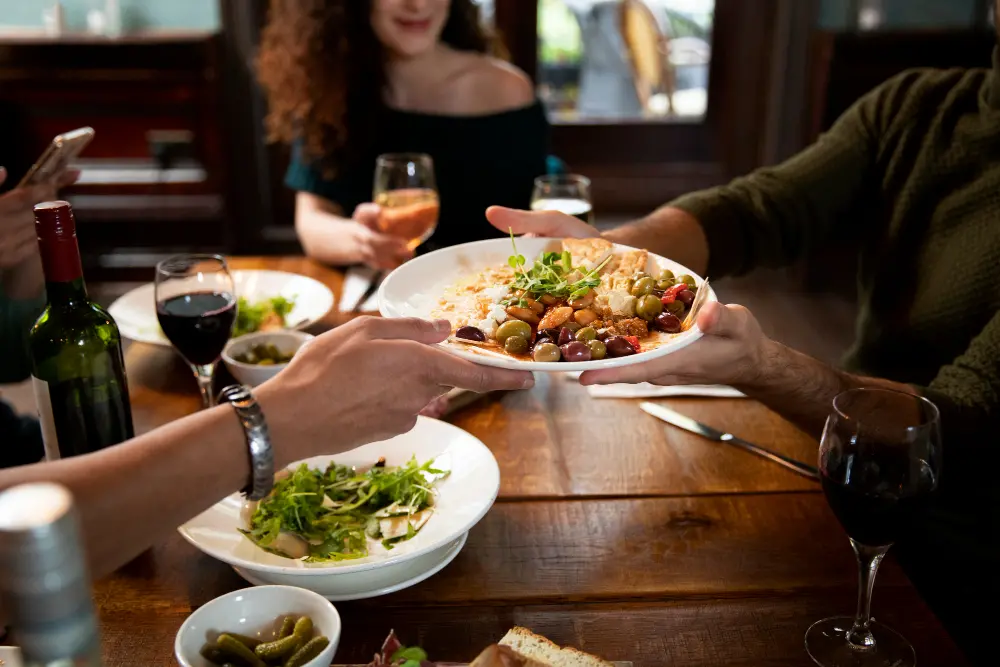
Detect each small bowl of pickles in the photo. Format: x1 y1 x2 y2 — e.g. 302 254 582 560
174 585 340 667
222 330 314 387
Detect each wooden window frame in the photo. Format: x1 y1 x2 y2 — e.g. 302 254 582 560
495 0 808 213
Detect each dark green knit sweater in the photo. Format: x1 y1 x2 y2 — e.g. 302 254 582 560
672 56 1000 461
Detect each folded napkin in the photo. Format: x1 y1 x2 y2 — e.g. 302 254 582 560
586 383 745 399
338 266 380 313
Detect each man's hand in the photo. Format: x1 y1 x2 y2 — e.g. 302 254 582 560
486 205 600 239
351 202 414 270
0 166 80 271
580 301 768 388
257 317 534 454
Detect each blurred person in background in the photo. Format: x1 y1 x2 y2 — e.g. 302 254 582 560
0 166 78 467
486 9 1000 654
257 0 549 271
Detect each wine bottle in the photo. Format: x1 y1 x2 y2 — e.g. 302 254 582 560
29 200 134 459
0 483 103 667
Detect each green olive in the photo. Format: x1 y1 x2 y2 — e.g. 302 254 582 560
636 294 663 321
654 278 675 291
665 300 686 315
532 342 561 363
586 339 607 360
630 276 655 297
575 326 597 342
504 335 529 355
679 274 697 288
658 269 675 282
496 320 532 345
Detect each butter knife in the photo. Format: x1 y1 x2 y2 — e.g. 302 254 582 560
640 402 819 480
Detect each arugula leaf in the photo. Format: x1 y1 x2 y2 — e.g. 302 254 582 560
242 457 445 561
502 234 610 304
391 645 428 667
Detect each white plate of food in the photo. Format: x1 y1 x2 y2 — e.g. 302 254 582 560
378 236 716 371
179 417 497 584
232 531 467 601
108 269 335 346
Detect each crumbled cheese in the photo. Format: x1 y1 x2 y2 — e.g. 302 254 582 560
478 318 499 338
607 290 637 317
484 286 510 303
489 304 508 323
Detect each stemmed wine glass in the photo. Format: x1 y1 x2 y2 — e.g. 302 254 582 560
807 388 942 667
373 153 440 251
154 255 237 408
530 174 594 225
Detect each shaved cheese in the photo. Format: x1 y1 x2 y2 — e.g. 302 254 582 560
379 516 411 540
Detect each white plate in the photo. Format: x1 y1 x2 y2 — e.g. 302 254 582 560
108 269 335 346
377 237 716 371
0 647 22 667
179 417 498 579
233 531 467 601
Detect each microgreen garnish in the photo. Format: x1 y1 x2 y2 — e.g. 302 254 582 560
503 230 610 304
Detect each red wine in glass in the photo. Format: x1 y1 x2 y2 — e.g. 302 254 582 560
806 388 941 667
156 291 237 366
154 255 236 408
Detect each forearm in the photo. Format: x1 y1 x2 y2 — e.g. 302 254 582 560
603 206 709 276
0 382 328 581
295 193 362 266
739 339 914 438
1 253 44 300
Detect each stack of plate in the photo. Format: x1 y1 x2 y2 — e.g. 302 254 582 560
178 418 498 601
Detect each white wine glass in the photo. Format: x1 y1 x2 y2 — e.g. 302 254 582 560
373 153 440 251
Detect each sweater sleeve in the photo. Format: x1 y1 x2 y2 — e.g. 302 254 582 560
669 72 920 278
920 310 1000 457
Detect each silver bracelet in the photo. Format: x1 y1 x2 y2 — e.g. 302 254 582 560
218 384 275 501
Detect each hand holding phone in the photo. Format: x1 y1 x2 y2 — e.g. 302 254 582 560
17 127 94 188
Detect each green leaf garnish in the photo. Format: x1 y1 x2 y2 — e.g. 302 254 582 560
502 233 610 305
392 646 428 667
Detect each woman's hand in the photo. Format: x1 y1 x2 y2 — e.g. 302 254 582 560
580 301 769 388
0 166 80 270
256 316 533 457
350 202 414 270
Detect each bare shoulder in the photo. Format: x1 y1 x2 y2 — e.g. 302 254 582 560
452 54 536 113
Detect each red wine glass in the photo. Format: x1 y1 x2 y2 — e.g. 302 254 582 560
806 388 942 667
154 255 236 408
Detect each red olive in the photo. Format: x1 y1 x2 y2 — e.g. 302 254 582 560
455 326 486 341
605 336 637 357
654 312 682 333
677 289 696 307
559 341 592 362
557 327 574 346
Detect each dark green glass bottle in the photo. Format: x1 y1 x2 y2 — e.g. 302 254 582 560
29 201 134 460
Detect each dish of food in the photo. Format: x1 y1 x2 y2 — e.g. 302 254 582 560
179 417 499 581
240 457 447 562
200 615 329 667
233 342 297 365
233 295 296 338
109 270 335 347
378 237 715 371
362 627 618 666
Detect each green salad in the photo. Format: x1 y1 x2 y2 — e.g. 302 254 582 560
233 295 296 338
241 457 447 562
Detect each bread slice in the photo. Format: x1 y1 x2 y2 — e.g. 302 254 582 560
499 627 613 667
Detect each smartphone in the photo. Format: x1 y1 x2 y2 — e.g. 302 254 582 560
17 127 95 188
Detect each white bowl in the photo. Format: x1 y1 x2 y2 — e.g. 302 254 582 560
174 585 340 667
222 331 314 387
109 269 335 346
178 418 498 597
377 237 716 371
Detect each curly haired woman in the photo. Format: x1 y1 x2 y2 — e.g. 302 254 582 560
258 0 550 270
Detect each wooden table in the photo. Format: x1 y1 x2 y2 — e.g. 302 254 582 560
94 257 966 666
